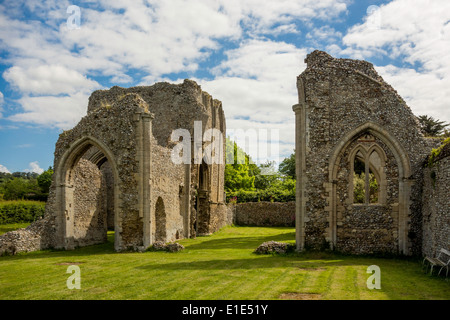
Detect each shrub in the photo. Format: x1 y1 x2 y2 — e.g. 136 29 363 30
226 188 295 203
0 201 46 224
427 137 450 168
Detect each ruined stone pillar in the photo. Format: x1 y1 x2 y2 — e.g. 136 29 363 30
293 103 307 251
136 112 154 249
293 76 308 251
184 163 191 238
62 183 75 250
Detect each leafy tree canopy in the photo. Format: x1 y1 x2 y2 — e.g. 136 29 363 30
279 150 295 179
37 167 54 194
417 115 449 137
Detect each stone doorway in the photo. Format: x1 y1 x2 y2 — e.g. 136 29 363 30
56 138 119 250
155 197 167 242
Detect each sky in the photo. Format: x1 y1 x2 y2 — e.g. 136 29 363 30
0 0 449 173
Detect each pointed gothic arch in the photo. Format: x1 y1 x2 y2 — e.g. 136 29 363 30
155 197 167 242
327 122 413 255
54 136 121 251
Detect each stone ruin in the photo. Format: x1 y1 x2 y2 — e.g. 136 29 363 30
293 50 447 256
0 80 231 254
0 50 448 258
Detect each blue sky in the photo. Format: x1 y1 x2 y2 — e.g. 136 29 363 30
0 0 449 173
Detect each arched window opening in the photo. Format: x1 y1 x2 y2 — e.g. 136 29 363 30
352 146 383 205
368 150 381 204
353 151 366 204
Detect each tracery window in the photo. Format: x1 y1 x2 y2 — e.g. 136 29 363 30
350 135 386 205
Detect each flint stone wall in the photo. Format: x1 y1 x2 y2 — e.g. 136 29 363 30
422 143 450 258
234 202 295 227
150 143 185 243
296 51 434 255
0 217 51 255
1 79 229 254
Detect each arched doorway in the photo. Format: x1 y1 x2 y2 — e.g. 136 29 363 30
196 161 210 235
155 197 166 242
55 136 120 251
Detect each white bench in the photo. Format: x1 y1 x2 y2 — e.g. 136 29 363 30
423 248 450 278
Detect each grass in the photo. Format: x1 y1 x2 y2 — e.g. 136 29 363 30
0 225 448 300
0 200 46 204
0 223 31 235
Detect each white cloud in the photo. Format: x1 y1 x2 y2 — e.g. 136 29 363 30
375 65 450 122
2 65 101 128
23 161 44 174
8 91 91 129
306 26 342 42
198 39 306 161
0 0 350 130
343 0 450 62
0 164 11 174
3 65 100 95
220 0 349 35
340 0 450 122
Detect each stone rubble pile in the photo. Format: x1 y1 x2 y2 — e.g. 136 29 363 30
254 241 292 255
150 241 185 252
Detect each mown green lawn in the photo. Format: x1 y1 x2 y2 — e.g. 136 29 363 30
0 226 448 300
0 223 31 235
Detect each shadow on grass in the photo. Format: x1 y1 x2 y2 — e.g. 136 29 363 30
134 254 350 271
182 232 296 251
0 227 425 273
0 232 117 261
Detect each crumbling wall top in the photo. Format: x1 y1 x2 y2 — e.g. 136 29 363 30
304 50 385 86
85 79 225 148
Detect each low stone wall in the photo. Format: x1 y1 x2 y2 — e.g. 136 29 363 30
422 144 450 258
233 201 295 227
209 203 234 234
0 216 54 256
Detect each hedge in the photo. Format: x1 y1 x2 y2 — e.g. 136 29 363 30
0 201 46 224
226 189 295 203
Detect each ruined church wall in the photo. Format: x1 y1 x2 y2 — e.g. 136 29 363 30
208 203 230 233
300 51 431 254
1 80 227 255
50 94 152 250
333 135 399 254
422 144 450 257
71 158 108 247
88 80 228 240
88 80 214 148
150 143 186 243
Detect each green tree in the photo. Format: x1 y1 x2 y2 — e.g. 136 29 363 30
253 161 280 190
271 176 296 192
1 178 40 200
224 138 255 192
37 167 54 194
279 151 296 179
0 172 13 185
417 115 449 137
353 172 365 204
